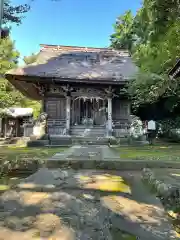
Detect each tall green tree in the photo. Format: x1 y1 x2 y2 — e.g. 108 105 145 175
111 0 180 118
110 11 135 52
0 38 28 108
23 53 38 65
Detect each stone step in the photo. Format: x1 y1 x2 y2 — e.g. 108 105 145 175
49 136 72 146
70 128 106 136
49 135 109 146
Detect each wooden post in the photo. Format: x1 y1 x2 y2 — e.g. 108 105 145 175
66 95 71 135
107 97 112 136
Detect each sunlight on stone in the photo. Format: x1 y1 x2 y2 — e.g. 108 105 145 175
82 193 95 200
20 192 50 205
79 175 90 181
171 173 180 177
34 213 61 231
167 211 180 239
176 232 180 238
159 146 169 149
0 215 74 240
17 183 38 189
79 174 131 193
34 214 74 240
168 210 178 219
101 196 162 224
0 185 10 191
17 183 55 189
49 225 75 240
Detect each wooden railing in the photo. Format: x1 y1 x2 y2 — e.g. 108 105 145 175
47 119 66 135
23 123 34 137
113 121 130 137
47 119 66 126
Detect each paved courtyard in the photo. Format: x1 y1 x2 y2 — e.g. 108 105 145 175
49 145 120 161
46 145 180 170
0 145 177 239
0 167 177 239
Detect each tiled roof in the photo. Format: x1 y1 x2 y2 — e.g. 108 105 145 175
6 45 138 81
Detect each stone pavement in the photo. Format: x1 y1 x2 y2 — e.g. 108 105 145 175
46 145 180 170
0 168 177 239
50 145 120 161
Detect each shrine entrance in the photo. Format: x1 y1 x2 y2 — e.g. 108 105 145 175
71 97 107 126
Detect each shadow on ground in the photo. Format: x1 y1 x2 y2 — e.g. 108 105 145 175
0 169 175 240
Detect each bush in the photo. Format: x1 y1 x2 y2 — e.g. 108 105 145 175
158 117 180 142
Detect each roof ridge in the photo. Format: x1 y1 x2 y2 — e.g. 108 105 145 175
39 44 129 53
40 44 109 50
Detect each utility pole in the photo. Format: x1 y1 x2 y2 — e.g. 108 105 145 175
0 0 4 38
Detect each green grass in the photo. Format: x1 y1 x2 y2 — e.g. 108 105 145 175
117 143 180 161
0 146 67 176
0 146 66 162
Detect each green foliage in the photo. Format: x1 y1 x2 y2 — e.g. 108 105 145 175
23 53 38 65
111 1 180 117
0 146 66 177
0 38 41 117
3 0 30 25
111 11 135 51
0 1 56 118
0 38 26 108
3 0 58 25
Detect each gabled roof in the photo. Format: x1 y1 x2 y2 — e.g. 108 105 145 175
6 44 137 81
5 44 138 99
0 108 33 117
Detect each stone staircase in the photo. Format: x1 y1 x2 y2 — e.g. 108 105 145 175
48 126 109 146
70 125 106 137
48 135 72 147
71 136 109 145
70 126 108 145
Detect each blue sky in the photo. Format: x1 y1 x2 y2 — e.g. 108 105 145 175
11 0 141 62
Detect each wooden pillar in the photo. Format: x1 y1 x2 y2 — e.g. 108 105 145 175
66 95 71 135
107 96 112 136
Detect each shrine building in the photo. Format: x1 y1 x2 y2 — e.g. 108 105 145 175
5 44 138 139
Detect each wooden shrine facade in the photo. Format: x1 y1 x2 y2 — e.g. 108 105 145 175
43 84 130 137
5 44 137 138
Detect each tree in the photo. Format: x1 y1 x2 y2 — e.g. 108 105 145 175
0 37 28 108
111 0 180 119
110 11 135 52
23 53 38 65
3 0 58 25
0 1 55 117
3 0 30 25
